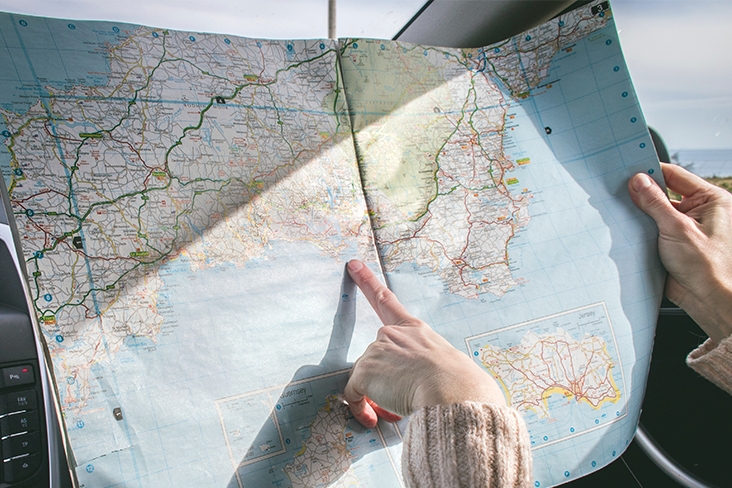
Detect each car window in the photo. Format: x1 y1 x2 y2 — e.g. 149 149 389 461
612 0 731 180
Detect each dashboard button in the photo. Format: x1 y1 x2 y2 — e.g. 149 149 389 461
3 453 40 483
0 412 38 437
1 365 34 389
0 390 37 416
2 432 40 459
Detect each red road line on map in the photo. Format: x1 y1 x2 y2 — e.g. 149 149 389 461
13 188 69 205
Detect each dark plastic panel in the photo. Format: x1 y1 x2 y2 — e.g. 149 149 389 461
0 185 59 486
0 196 6 225
0 307 35 365
395 0 587 48
0 241 27 313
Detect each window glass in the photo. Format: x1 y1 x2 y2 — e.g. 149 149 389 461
0 0 426 40
612 0 732 178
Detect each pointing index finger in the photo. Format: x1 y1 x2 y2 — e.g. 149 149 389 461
346 260 416 326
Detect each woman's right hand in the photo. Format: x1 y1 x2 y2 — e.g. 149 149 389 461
628 163 732 344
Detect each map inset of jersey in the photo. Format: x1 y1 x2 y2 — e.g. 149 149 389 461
466 303 626 449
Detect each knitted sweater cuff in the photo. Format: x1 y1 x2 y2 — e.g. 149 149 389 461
687 336 732 396
401 402 532 488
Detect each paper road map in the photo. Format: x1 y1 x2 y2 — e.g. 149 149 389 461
0 1 665 486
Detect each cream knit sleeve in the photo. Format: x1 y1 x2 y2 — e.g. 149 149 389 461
687 335 732 396
401 402 532 488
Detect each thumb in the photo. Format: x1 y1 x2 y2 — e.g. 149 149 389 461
628 173 682 233
344 374 378 428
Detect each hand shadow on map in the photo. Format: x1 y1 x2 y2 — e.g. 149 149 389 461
224 265 403 488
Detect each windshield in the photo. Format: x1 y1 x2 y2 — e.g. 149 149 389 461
612 0 731 177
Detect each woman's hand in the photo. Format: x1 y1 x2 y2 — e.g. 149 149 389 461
344 260 507 428
629 163 732 344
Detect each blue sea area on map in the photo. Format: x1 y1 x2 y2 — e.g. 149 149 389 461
152 240 374 394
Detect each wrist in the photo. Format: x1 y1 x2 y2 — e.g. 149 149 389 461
678 271 732 344
413 365 507 409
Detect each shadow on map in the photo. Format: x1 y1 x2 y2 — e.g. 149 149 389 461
223 266 396 487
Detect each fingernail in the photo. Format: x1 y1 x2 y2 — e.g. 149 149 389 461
347 260 364 271
632 173 652 191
